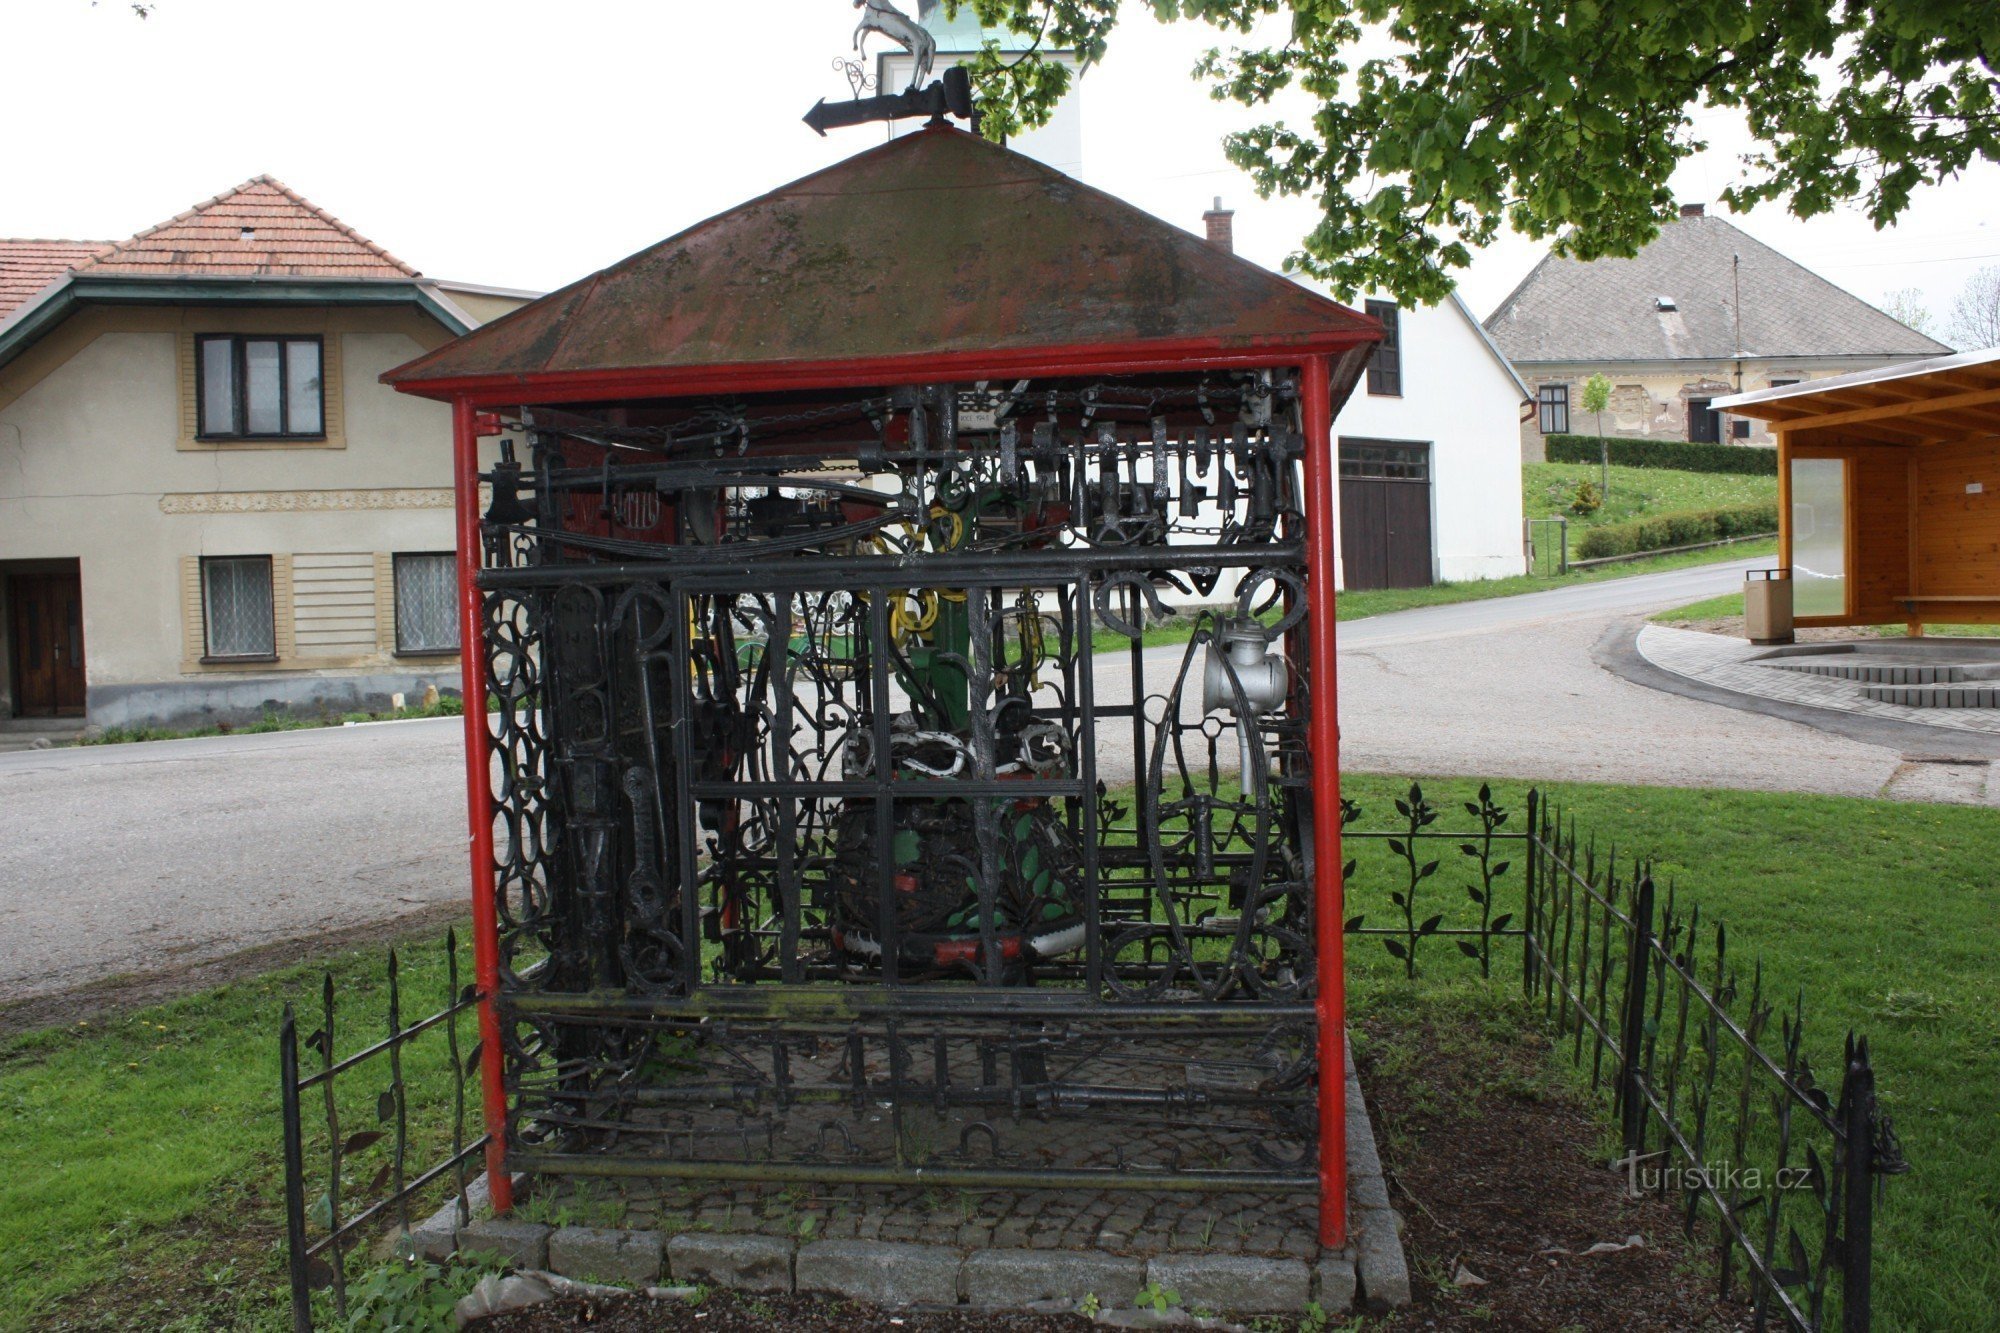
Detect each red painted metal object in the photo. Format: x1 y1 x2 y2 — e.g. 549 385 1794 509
1300 355 1348 1249
394 337 1372 412
452 399 512 1214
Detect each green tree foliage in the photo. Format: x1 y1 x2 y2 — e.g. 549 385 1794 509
1880 286 1938 338
949 1 2000 303
1580 373 1613 419
1582 372 1614 496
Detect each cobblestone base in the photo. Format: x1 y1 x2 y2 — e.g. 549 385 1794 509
417 1041 1410 1317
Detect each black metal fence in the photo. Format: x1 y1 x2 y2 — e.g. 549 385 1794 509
1340 784 1903 1332
279 931 485 1331
475 383 1331 1197
1518 798 1904 1333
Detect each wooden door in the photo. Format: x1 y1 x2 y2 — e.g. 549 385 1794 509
1340 479 1391 590
9 571 86 717
1337 440 1435 591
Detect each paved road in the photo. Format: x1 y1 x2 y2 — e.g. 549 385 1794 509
1335 556 1765 647
0 555 1930 1012
0 720 467 1008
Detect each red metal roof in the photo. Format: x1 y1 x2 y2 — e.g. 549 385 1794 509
0 239 112 319
386 126 1376 396
77 176 417 281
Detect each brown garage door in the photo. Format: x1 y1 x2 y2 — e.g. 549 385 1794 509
1339 438 1434 590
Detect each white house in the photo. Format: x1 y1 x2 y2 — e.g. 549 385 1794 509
1323 284 1531 588
876 2 1525 591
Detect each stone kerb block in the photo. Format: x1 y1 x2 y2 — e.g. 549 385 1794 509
795 1239 963 1306
547 1227 663 1285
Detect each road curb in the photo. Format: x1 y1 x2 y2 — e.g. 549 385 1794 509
1592 618 2000 760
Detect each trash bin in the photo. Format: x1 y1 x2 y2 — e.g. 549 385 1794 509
1744 568 1794 645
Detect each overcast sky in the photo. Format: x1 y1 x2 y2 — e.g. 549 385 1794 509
6 0 1996 331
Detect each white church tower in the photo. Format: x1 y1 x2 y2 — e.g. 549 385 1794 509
872 0 1084 175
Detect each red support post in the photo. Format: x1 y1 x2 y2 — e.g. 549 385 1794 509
1299 355 1347 1249
452 397 513 1214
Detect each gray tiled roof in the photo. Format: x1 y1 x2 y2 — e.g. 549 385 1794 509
1483 213 1950 364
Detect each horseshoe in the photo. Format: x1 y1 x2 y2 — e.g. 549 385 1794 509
1093 573 1172 640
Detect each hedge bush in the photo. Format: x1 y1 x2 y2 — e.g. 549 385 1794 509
1574 502 1780 560
1544 434 1778 476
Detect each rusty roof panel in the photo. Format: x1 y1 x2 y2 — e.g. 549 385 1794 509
387 127 1374 388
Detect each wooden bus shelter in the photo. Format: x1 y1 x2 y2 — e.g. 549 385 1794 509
1714 348 2000 633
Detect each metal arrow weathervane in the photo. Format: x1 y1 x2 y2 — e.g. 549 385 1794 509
805 0 974 136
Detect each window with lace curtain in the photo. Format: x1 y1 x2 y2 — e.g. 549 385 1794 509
394 553 458 654
201 556 276 659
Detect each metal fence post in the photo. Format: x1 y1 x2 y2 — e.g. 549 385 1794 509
1522 789 1541 995
1618 876 1655 1158
1841 1038 1876 1333
279 1004 313 1333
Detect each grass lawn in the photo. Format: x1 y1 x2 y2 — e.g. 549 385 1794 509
1525 460 1777 529
81 695 469 747
0 939 470 1331
3 777 1990 1331
1652 592 2000 639
1339 775 2000 1333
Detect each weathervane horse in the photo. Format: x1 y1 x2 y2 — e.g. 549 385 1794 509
854 0 937 90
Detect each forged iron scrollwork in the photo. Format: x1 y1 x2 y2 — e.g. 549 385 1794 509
474 373 1324 1186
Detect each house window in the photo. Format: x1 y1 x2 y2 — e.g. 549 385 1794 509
1732 419 1752 439
1537 384 1569 434
201 556 276 659
1364 300 1402 396
197 336 324 439
1338 438 1431 481
394 553 459 654
1688 397 1721 442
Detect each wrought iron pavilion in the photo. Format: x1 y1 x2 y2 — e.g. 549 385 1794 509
386 124 1382 1246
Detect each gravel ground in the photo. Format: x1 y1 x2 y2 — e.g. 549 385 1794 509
0 556 1947 1017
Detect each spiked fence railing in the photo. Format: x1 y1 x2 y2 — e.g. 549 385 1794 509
279 932 485 1332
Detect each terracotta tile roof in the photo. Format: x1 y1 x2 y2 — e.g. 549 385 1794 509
0 239 112 319
76 176 418 281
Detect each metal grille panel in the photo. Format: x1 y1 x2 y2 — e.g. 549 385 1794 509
472 376 1327 1191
